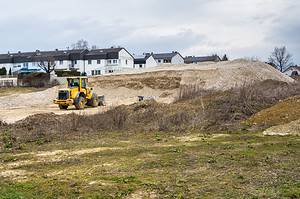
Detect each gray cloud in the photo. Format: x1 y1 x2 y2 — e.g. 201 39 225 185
0 0 299 63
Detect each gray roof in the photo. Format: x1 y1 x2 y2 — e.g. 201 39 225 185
184 55 221 64
152 52 182 61
133 54 153 64
0 47 132 64
0 54 14 64
84 48 123 60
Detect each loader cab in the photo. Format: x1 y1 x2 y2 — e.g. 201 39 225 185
67 77 88 89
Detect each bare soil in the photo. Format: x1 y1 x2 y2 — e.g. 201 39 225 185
0 59 294 123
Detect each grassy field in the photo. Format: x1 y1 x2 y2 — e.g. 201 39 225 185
0 130 299 199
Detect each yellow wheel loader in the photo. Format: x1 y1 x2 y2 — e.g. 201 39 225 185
54 77 99 110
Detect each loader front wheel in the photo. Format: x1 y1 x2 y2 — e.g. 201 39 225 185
87 93 99 108
59 105 68 110
74 96 85 110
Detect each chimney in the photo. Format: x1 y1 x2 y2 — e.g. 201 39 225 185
7 51 10 55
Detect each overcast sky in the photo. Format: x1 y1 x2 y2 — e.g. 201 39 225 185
0 0 299 63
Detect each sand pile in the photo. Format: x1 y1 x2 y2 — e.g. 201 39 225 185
98 59 294 91
90 59 295 105
0 59 296 123
263 119 300 136
0 86 59 109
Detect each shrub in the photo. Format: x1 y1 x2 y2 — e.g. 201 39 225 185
1 131 17 150
110 106 129 129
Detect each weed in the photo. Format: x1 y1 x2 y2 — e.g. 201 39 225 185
1 131 17 150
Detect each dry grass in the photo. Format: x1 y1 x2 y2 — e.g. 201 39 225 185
247 96 300 126
1 80 299 151
0 87 46 97
91 76 181 90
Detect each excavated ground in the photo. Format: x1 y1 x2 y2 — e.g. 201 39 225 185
0 59 294 123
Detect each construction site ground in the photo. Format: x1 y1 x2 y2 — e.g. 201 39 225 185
0 60 299 198
0 59 294 124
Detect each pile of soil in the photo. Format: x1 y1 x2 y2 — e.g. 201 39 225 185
0 59 296 124
0 86 59 109
263 119 300 136
247 96 300 126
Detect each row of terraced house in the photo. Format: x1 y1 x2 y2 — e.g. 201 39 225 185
0 47 221 76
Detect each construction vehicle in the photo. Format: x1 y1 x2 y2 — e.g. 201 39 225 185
53 77 99 110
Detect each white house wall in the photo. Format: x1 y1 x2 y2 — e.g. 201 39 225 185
119 49 134 69
155 59 165 65
55 60 72 70
284 68 300 76
84 59 106 76
146 56 158 68
134 63 146 69
171 54 184 64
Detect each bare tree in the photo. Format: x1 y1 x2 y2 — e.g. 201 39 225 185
268 46 293 72
36 56 56 74
71 39 89 50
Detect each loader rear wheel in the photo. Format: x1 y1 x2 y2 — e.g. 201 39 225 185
74 96 85 110
59 105 68 110
87 93 99 108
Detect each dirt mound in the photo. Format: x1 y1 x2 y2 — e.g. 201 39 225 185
97 59 294 91
263 119 300 136
0 86 59 109
90 73 181 90
14 113 60 128
247 96 300 126
0 59 296 124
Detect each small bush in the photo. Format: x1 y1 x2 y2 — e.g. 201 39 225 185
1 131 17 150
110 106 129 129
176 84 213 101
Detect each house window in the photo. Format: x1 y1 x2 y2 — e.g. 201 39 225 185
91 70 95 76
126 60 128 65
74 60 78 65
59 60 63 65
23 63 28 67
88 60 92 65
108 60 112 64
158 60 161 63
97 60 101 64
113 59 118 64
108 70 113 73
139 64 143 68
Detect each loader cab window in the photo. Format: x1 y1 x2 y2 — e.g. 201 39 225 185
68 79 80 88
81 79 87 88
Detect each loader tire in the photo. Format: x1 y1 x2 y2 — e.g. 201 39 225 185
59 105 68 110
87 93 99 108
74 96 85 110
